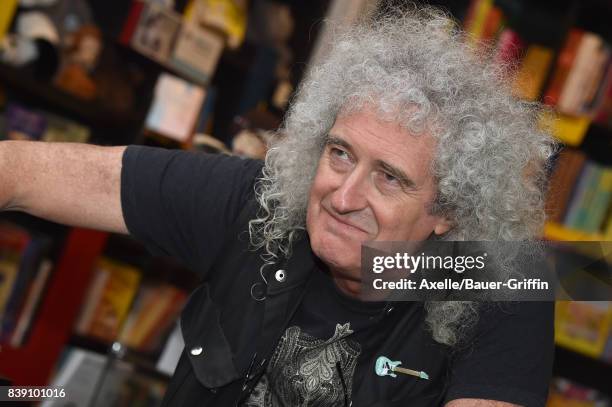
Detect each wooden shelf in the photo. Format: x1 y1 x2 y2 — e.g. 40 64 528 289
544 222 605 241
0 62 142 130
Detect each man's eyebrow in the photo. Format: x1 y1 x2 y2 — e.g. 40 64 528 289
325 135 351 150
325 134 417 190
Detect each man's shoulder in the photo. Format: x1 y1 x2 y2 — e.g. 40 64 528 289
453 302 554 352
445 302 554 407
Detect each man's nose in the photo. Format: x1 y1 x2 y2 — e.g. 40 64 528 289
330 169 369 214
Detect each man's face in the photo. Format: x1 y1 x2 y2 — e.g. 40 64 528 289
306 107 451 288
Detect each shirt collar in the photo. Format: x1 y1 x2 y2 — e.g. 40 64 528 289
266 232 316 295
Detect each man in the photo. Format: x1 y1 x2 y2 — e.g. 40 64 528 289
0 6 555 407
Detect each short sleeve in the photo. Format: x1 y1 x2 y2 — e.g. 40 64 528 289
444 302 555 407
120 145 263 276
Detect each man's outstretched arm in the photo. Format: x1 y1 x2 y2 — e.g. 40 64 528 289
0 140 128 234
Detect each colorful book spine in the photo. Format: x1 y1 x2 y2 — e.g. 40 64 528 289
479 6 504 42
544 29 584 107
513 45 554 101
119 283 186 352
571 166 603 230
9 260 53 347
594 64 612 127
0 0 18 41
555 301 612 359
546 149 587 223
563 162 597 229
0 222 31 321
465 0 494 44
581 44 611 113
557 32 605 115
0 236 51 342
119 0 145 45
493 29 524 69
86 259 141 342
582 168 612 233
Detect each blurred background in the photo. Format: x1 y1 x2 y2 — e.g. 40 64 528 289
0 0 610 405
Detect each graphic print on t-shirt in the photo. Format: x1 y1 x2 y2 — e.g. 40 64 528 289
246 323 360 406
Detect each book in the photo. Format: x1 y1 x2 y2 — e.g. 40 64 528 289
555 301 612 358
131 1 181 63
582 168 612 233
513 45 554 101
183 0 248 49
546 149 587 223
117 284 156 347
4 103 47 141
594 64 612 127
41 114 91 143
543 112 591 147
462 0 481 33
43 346 167 407
9 260 53 347
41 347 107 407
547 377 610 407
544 29 584 107
119 283 186 352
0 259 20 322
479 5 504 43
0 0 18 41
0 235 52 342
169 22 225 85
156 322 184 376
493 28 524 69
75 258 141 343
74 267 110 335
557 32 606 115
145 73 206 142
0 222 31 321
464 0 493 44
563 162 600 229
119 0 145 45
581 45 610 114
141 287 186 351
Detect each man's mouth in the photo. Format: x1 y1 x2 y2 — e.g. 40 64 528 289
323 206 372 235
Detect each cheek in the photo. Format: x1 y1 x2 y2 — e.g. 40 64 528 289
306 173 328 229
308 164 337 209
373 200 433 240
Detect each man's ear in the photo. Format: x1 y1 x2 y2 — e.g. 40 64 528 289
433 217 453 236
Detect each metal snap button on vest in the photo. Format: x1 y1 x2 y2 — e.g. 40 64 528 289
190 346 203 356
274 269 286 283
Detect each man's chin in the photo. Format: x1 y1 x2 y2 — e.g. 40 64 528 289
316 252 361 278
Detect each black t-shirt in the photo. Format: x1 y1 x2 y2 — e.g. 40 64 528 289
121 145 554 406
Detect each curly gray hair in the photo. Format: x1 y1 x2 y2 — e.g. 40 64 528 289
249 5 556 346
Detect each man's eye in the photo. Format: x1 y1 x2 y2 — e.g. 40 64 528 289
330 147 349 160
383 172 398 183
